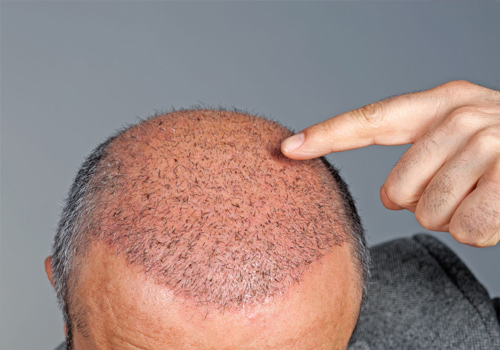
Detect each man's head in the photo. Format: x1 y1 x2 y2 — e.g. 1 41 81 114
45 109 369 349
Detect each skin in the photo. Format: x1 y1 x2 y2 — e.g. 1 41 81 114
45 240 361 350
46 110 364 348
282 80 500 247
44 82 498 348
89 110 351 308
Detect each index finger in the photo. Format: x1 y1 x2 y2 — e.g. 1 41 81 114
281 81 476 160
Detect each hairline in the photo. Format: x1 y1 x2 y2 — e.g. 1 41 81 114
52 107 370 347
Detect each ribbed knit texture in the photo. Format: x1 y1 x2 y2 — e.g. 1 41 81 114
349 234 500 350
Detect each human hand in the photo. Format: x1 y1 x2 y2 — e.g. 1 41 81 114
281 81 500 247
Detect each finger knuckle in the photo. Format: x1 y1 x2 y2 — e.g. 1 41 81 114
444 106 483 133
415 206 439 230
353 101 387 129
420 172 456 215
384 182 414 208
468 127 500 156
440 80 476 93
449 225 476 246
415 191 451 230
383 182 399 203
451 204 500 247
484 158 500 185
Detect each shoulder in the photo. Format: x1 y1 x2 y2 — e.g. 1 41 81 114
349 234 500 350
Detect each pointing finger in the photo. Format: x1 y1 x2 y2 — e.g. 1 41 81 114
282 81 478 160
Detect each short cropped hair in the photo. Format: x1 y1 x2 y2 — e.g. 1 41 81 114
51 108 369 347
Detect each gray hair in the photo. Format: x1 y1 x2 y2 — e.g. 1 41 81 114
51 108 370 348
52 134 119 348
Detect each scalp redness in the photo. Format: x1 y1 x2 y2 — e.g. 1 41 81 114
85 109 349 309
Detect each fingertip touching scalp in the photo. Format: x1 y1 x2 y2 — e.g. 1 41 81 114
52 108 368 346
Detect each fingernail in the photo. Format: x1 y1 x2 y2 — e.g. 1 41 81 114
282 133 304 153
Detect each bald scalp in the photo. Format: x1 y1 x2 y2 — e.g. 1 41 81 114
79 109 351 308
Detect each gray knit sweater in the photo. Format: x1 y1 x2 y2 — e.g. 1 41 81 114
349 234 500 349
55 234 500 350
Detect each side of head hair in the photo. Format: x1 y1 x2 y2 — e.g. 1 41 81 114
51 108 369 347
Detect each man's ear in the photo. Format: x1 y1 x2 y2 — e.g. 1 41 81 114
45 257 69 337
45 256 55 288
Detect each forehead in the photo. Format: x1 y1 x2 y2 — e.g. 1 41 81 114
71 242 361 350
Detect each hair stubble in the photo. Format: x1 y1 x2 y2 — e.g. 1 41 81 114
51 108 369 348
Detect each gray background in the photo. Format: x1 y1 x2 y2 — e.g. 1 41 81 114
2 2 500 349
